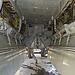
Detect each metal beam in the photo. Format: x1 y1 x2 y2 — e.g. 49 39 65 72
9 0 23 19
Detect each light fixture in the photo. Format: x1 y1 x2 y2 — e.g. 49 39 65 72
46 7 48 9
13 0 16 2
34 7 38 9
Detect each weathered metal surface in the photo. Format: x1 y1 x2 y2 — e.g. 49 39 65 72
48 46 75 75
0 47 27 75
15 58 60 75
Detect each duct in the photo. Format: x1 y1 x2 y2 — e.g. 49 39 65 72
0 18 22 46
14 36 18 45
6 28 12 45
65 27 71 45
58 32 62 45
0 20 4 33
18 19 22 33
59 36 62 45
66 35 70 45
52 21 75 46
0 19 12 45
14 19 22 45
54 35 57 45
54 19 57 32
4 22 13 46
65 34 70 46
19 35 22 45
6 33 11 45
0 0 3 10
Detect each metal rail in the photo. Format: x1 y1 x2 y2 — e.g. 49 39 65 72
0 46 25 54
48 46 75 53
0 46 26 65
